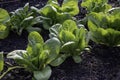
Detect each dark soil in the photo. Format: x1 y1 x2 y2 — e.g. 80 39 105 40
0 0 120 80
0 31 28 52
49 44 120 80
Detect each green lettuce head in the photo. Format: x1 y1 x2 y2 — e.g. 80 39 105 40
88 11 120 46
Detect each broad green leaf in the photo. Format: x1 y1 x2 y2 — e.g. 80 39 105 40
26 45 33 56
61 20 77 32
49 24 62 37
61 41 75 52
20 16 34 34
28 31 44 45
26 27 41 33
62 0 79 16
39 16 52 29
74 28 86 40
0 8 10 23
56 12 72 24
44 38 61 63
31 16 41 25
40 5 57 18
28 31 44 57
88 19 98 31
0 24 9 39
74 28 88 50
22 16 33 23
7 50 37 71
49 33 58 38
88 12 108 29
0 52 4 72
34 66 51 80
0 9 9 39
23 3 29 12
50 54 67 66
39 50 49 66
73 55 82 63
7 50 26 59
59 30 76 43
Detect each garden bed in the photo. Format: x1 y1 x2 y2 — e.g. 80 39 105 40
0 0 120 80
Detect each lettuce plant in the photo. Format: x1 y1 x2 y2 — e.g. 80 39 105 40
88 11 120 46
0 8 10 39
39 0 79 29
78 0 112 29
7 31 61 80
81 0 111 13
49 20 88 64
10 3 41 35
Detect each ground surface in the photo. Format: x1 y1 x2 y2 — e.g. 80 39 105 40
0 0 120 80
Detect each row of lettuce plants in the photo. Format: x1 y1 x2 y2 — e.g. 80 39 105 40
0 0 120 80
0 0 79 37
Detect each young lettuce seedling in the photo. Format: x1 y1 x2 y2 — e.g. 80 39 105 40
0 8 10 39
49 20 88 64
7 31 61 80
38 0 79 29
88 11 120 46
10 3 41 35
